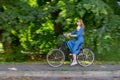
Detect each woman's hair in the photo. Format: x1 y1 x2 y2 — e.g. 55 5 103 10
78 19 85 29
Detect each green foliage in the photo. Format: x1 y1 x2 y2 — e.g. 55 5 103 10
0 0 119 61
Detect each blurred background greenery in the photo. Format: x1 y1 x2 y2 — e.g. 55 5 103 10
0 0 120 62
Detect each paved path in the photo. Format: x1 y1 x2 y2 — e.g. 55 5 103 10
0 64 120 80
0 64 120 71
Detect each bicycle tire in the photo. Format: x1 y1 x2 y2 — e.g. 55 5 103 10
46 49 65 67
77 48 94 67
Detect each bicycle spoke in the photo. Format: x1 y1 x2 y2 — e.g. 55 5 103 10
77 48 94 67
47 49 65 67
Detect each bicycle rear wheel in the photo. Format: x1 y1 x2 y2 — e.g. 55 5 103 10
46 49 65 67
77 48 94 67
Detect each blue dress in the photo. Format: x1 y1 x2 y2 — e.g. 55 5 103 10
66 27 84 54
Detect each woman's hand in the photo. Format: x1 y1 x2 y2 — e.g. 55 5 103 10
64 33 71 37
67 33 71 37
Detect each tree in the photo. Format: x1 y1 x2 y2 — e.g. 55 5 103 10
0 0 119 61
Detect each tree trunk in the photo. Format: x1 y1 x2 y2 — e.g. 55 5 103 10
53 22 62 36
51 9 62 36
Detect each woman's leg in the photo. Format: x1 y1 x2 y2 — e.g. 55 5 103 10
70 54 77 66
73 54 77 62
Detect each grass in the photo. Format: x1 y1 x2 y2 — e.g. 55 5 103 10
94 61 120 65
0 61 47 65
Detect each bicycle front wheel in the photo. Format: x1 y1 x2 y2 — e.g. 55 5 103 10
46 49 65 67
77 48 94 67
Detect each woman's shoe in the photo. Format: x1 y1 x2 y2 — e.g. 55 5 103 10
69 53 72 56
70 61 77 66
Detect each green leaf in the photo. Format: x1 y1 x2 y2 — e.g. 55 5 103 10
100 9 108 15
83 4 91 10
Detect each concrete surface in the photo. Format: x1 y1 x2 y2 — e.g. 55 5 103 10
0 64 120 80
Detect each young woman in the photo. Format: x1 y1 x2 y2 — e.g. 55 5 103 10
66 19 85 66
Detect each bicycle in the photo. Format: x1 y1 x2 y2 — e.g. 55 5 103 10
46 34 95 67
